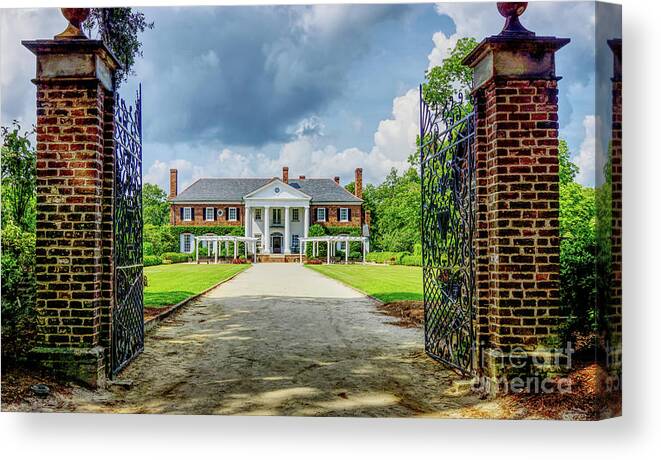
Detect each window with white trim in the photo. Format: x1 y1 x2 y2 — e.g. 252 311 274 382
205 207 215 221
255 208 262 220
272 208 282 225
339 208 349 222
182 233 193 253
228 207 238 221
316 208 326 222
292 208 300 222
183 207 192 221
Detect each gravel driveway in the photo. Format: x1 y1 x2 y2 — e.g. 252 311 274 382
29 263 508 417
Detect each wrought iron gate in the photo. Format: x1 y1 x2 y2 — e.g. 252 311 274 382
419 87 476 376
112 87 144 376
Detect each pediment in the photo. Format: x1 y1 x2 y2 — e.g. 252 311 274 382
243 178 311 200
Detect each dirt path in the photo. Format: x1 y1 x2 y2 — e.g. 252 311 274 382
9 264 518 417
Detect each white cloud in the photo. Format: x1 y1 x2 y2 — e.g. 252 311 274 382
575 115 598 187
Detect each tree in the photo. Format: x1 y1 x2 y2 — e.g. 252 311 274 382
410 37 478 167
558 140 598 335
143 183 170 226
1 122 36 232
422 37 478 108
84 8 154 85
366 167 421 253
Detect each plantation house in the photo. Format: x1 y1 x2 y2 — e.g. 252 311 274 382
169 166 368 260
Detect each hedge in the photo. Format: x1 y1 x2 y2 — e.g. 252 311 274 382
144 255 162 266
161 252 192 264
366 251 422 266
366 251 408 264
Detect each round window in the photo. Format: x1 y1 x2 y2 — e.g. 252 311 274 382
274 187 281 193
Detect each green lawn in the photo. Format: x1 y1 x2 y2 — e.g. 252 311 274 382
307 264 423 303
144 263 249 307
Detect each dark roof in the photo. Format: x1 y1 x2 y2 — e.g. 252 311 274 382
171 178 362 203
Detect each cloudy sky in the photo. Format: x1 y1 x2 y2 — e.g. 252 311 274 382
1 2 618 190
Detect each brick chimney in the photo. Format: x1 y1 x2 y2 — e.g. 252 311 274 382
334 176 340 185
282 166 289 184
299 175 306 180
169 169 178 199
354 167 363 199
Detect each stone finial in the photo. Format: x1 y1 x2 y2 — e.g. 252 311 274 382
54 8 90 40
497 2 534 37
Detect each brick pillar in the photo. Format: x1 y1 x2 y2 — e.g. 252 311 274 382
333 176 340 185
282 166 289 184
23 38 120 387
463 28 569 392
607 38 622 357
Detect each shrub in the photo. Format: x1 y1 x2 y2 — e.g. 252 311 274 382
1 223 36 361
161 252 191 264
366 251 409 264
143 224 177 256
231 258 248 264
305 259 322 265
143 241 155 256
143 255 162 266
349 250 362 260
400 254 422 266
305 224 327 258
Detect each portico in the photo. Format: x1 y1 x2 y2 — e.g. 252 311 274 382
244 178 311 255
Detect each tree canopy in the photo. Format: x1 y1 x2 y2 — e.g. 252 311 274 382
143 183 170 227
1 122 36 232
84 8 154 85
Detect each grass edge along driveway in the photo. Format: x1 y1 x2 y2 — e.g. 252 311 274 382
306 264 422 303
144 263 249 307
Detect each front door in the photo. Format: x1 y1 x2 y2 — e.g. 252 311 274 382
272 235 282 254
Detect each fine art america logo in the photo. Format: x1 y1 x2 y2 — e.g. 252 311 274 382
471 343 622 394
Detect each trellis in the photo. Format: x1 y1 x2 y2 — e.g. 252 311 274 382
298 235 369 264
194 235 260 263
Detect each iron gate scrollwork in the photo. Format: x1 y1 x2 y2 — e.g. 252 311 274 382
419 86 476 376
112 86 144 376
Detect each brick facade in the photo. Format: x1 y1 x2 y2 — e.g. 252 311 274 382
25 38 120 387
310 204 362 227
170 203 363 228
171 203 244 226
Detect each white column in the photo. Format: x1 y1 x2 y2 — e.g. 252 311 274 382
214 240 218 264
362 238 366 263
244 206 251 237
303 206 310 252
345 240 349 264
284 206 291 254
234 239 238 258
195 238 199 263
263 206 270 254
326 240 330 264
253 241 257 263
